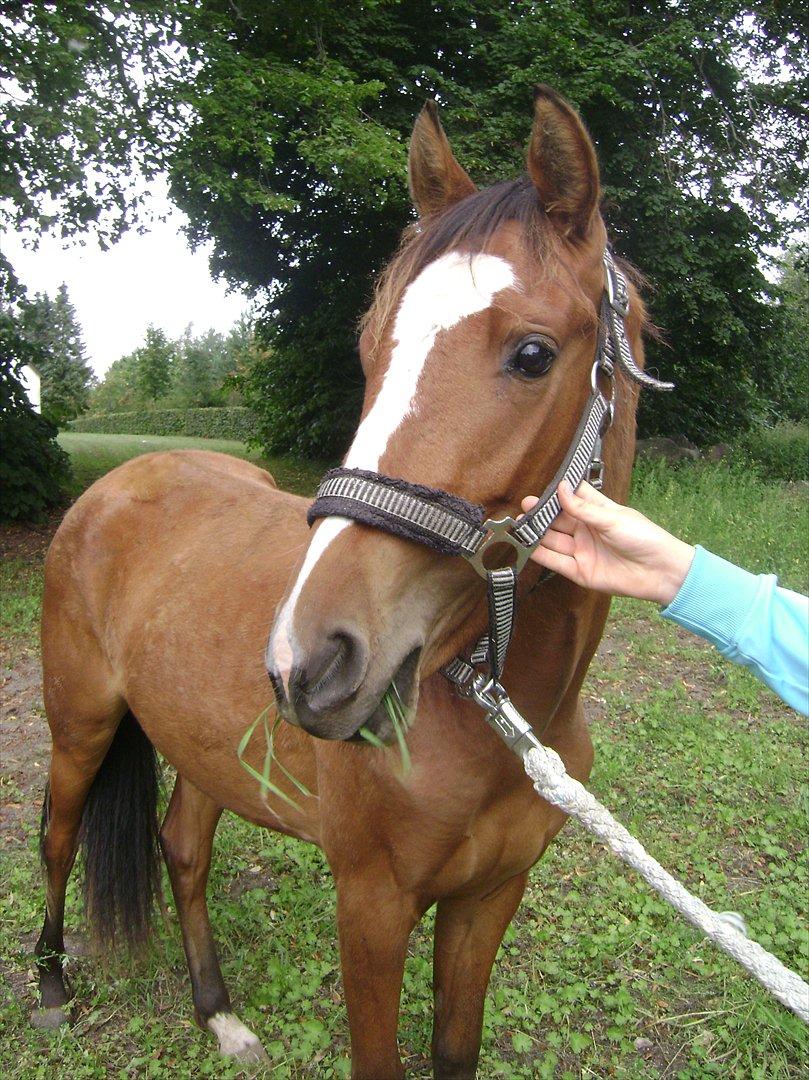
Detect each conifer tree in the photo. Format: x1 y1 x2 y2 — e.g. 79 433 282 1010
19 284 95 426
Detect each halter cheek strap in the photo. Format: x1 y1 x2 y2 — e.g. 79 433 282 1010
306 248 673 736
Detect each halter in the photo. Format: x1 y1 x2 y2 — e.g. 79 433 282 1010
308 247 673 752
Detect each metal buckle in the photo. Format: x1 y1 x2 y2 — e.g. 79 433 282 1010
589 458 604 489
604 260 630 317
467 675 543 758
591 359 616 405
466 516 532 580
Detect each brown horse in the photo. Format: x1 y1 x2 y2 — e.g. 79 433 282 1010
34 87 644 1078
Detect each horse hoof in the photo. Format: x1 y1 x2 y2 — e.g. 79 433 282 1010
31 1005 70 1030
208 1011 269 1065
230 1040 270 1065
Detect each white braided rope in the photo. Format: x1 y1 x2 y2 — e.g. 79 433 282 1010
523 744 809 1023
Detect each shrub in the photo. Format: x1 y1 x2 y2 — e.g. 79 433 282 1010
0 403 71 521
67 406 260 442
735 422 809 483
0 307 71 522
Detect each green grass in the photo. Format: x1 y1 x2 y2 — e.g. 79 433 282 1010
0 558 42 648
631 458 808 593
0 443 806 1077
57 431 326 500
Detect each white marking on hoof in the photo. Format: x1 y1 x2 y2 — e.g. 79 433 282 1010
30 1005 70 1030
208 1011 269 1063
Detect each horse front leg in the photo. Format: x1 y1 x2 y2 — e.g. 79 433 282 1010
336 873 420 1080
431 871 529 1079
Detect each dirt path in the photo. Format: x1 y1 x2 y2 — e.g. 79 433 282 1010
0 649 50 848
1 519 56 849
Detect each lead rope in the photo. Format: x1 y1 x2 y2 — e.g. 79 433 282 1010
453 681 809 1023
523 739 809 1023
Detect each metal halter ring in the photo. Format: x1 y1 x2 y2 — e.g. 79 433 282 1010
466 517 533 580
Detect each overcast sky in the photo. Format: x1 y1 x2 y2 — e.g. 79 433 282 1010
4 180 251 377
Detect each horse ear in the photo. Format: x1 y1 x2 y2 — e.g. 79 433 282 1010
408 100 476 217
527 85 600 239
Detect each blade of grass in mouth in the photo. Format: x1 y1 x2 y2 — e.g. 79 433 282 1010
359 684 412 774
237 707 314 811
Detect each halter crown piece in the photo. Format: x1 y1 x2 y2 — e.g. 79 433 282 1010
308 248 674 755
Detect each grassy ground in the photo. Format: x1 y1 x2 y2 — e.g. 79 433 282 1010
0 438 807 1078
58 431 327 498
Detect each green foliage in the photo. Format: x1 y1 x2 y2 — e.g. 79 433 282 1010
134 325 174 402
735 422 809 484
89 319 255 414
0 2 183 245
769 245 809 424
161 1 808 455
0 384 70 521
0 278 71 521
17 283 95 425
86 349 141 413
67 406 260 441
3 4 808 455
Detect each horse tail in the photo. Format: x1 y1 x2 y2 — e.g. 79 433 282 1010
79 710 162 948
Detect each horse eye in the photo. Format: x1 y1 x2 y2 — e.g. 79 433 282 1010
507 337 555 379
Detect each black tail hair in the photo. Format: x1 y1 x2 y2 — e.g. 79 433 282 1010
79 710 162 948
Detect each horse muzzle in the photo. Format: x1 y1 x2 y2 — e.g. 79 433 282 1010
267 626 422 743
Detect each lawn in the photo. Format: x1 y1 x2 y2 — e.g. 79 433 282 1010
58 431 327 498
0 437 807 1078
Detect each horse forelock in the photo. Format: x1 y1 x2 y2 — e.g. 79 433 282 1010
362 177 550 350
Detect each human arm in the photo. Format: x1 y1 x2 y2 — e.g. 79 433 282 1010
521 481 809 715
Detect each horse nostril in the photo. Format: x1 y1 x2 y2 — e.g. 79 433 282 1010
294 630 368 713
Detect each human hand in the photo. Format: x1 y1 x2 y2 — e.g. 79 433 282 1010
521 480 695 606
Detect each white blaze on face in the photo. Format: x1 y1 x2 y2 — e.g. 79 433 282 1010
271 250 517 685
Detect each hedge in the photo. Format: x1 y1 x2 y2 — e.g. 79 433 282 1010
67 406 260 442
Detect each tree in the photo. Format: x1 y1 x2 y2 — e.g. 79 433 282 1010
0 267 71 520
3 3 807 456
89 319 254 413
161 0 809 453
169 327 224 409
134 325 174 403
87 350 141 414
0 2 184 250
18 284 95 425
770 245 809 424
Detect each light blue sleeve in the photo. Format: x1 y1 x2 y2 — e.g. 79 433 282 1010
660 546 809 716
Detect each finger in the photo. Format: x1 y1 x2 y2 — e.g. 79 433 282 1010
548 510 578 536
521 495 538 513
529 544 583 583
558 479 616 527
573 480 613 507
540 529 575 557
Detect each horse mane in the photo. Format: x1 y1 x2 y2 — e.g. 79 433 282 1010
362 177 553 346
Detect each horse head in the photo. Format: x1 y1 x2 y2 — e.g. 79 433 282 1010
266 87 645 741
